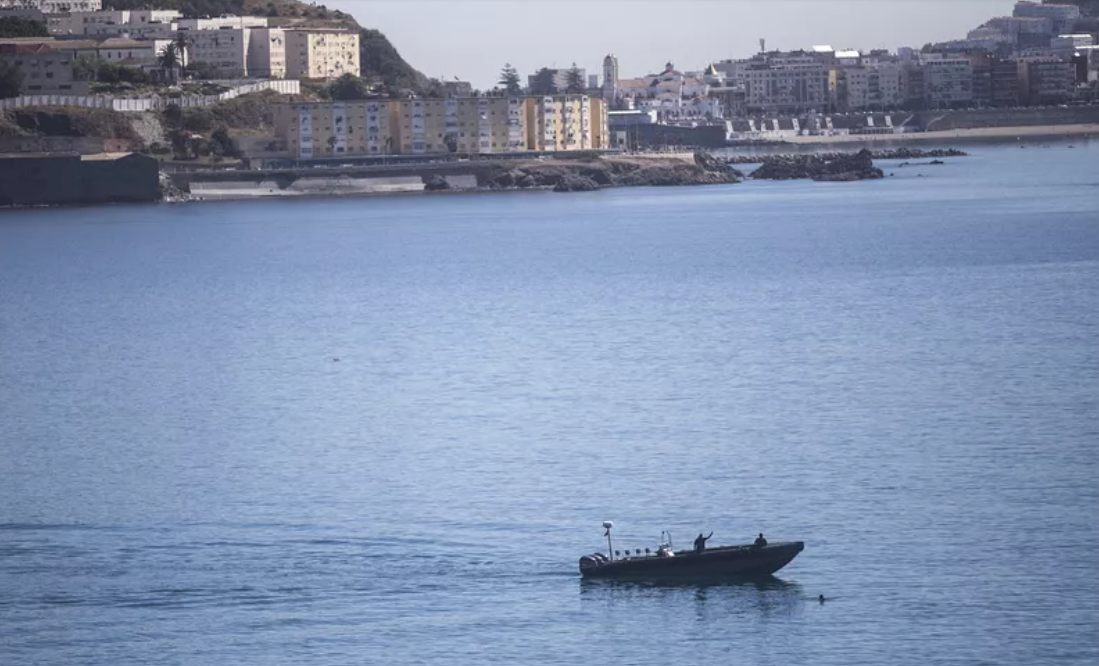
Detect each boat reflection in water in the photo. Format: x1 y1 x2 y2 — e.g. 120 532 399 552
578 574 807 620
579 521 804 582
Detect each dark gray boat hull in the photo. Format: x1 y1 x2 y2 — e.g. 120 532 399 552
579 541 804 580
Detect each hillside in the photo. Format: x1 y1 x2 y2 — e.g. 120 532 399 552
102 0 428 92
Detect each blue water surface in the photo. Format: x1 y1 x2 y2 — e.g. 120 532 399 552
2 141 1098 665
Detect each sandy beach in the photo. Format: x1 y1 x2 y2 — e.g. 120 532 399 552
787 124 1099 145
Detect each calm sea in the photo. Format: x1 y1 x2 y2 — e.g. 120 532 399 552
2 142 1098 666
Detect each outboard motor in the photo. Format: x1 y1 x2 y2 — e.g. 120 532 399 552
579 553 608 573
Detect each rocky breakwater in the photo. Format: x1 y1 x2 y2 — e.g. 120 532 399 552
724 147 968 166
751 148 884 182
473 152 742 193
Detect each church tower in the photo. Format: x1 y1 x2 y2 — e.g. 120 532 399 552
602 54 619 101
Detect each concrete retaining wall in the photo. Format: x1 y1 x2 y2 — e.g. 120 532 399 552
188 175 425 199
0 153 160 207
0 80 300 113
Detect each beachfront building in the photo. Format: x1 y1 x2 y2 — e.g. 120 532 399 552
923 58 975 108
1017 57 1076 104
742 53 829 113
275 96 609 160
284 29 359 80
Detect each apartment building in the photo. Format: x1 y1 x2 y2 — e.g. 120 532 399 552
187 28 250 77
247 27 285 79
525 95 603 151
923 58 974 107
275 96 609 160
275 100 398 159
176 16 267 31
1017 58 1076 104
50 9 179 37
0 0 100 12
743 54 829 113
0 42 87 94
284 29 359 80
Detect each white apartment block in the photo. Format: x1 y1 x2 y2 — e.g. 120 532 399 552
924 58 974 107
0 0 100 12
50 9 179 37
844 63 904 110
188 27 249 77
284 29 359 80
247 27 285 78
176 16 267 31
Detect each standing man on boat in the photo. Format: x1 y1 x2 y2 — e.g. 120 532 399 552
694 532 713 553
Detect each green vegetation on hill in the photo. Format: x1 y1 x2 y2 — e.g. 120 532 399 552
0 16 50 38
359 28 426 92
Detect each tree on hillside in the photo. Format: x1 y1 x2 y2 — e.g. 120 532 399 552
0 16 49 38
425 77 445 97
564 62 585 93
530 67 557 95
498 63 521 94
158 42 181 84
328 74 373 100
0 61 23 99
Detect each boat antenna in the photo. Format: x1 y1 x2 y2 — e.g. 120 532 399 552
603 521 614 561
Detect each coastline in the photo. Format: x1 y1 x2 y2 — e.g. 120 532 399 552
786 124 1099 146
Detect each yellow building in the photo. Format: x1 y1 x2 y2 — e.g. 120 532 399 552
525 95 608 152
275 95 609 160
284 29 360 80
392 97 528 155
275 100 398 159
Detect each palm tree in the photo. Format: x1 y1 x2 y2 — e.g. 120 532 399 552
158 42 180 84
172 31 191 79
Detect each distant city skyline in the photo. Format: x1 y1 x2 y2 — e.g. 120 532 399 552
337 0 1016 88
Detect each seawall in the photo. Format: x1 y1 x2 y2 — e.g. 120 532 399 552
0 152 160 207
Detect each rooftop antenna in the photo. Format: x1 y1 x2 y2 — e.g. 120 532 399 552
603 521 614 560
759 38 766 54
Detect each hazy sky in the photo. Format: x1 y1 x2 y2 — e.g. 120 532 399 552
335 0 1017 87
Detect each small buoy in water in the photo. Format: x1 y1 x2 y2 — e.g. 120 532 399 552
819 594 826 604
